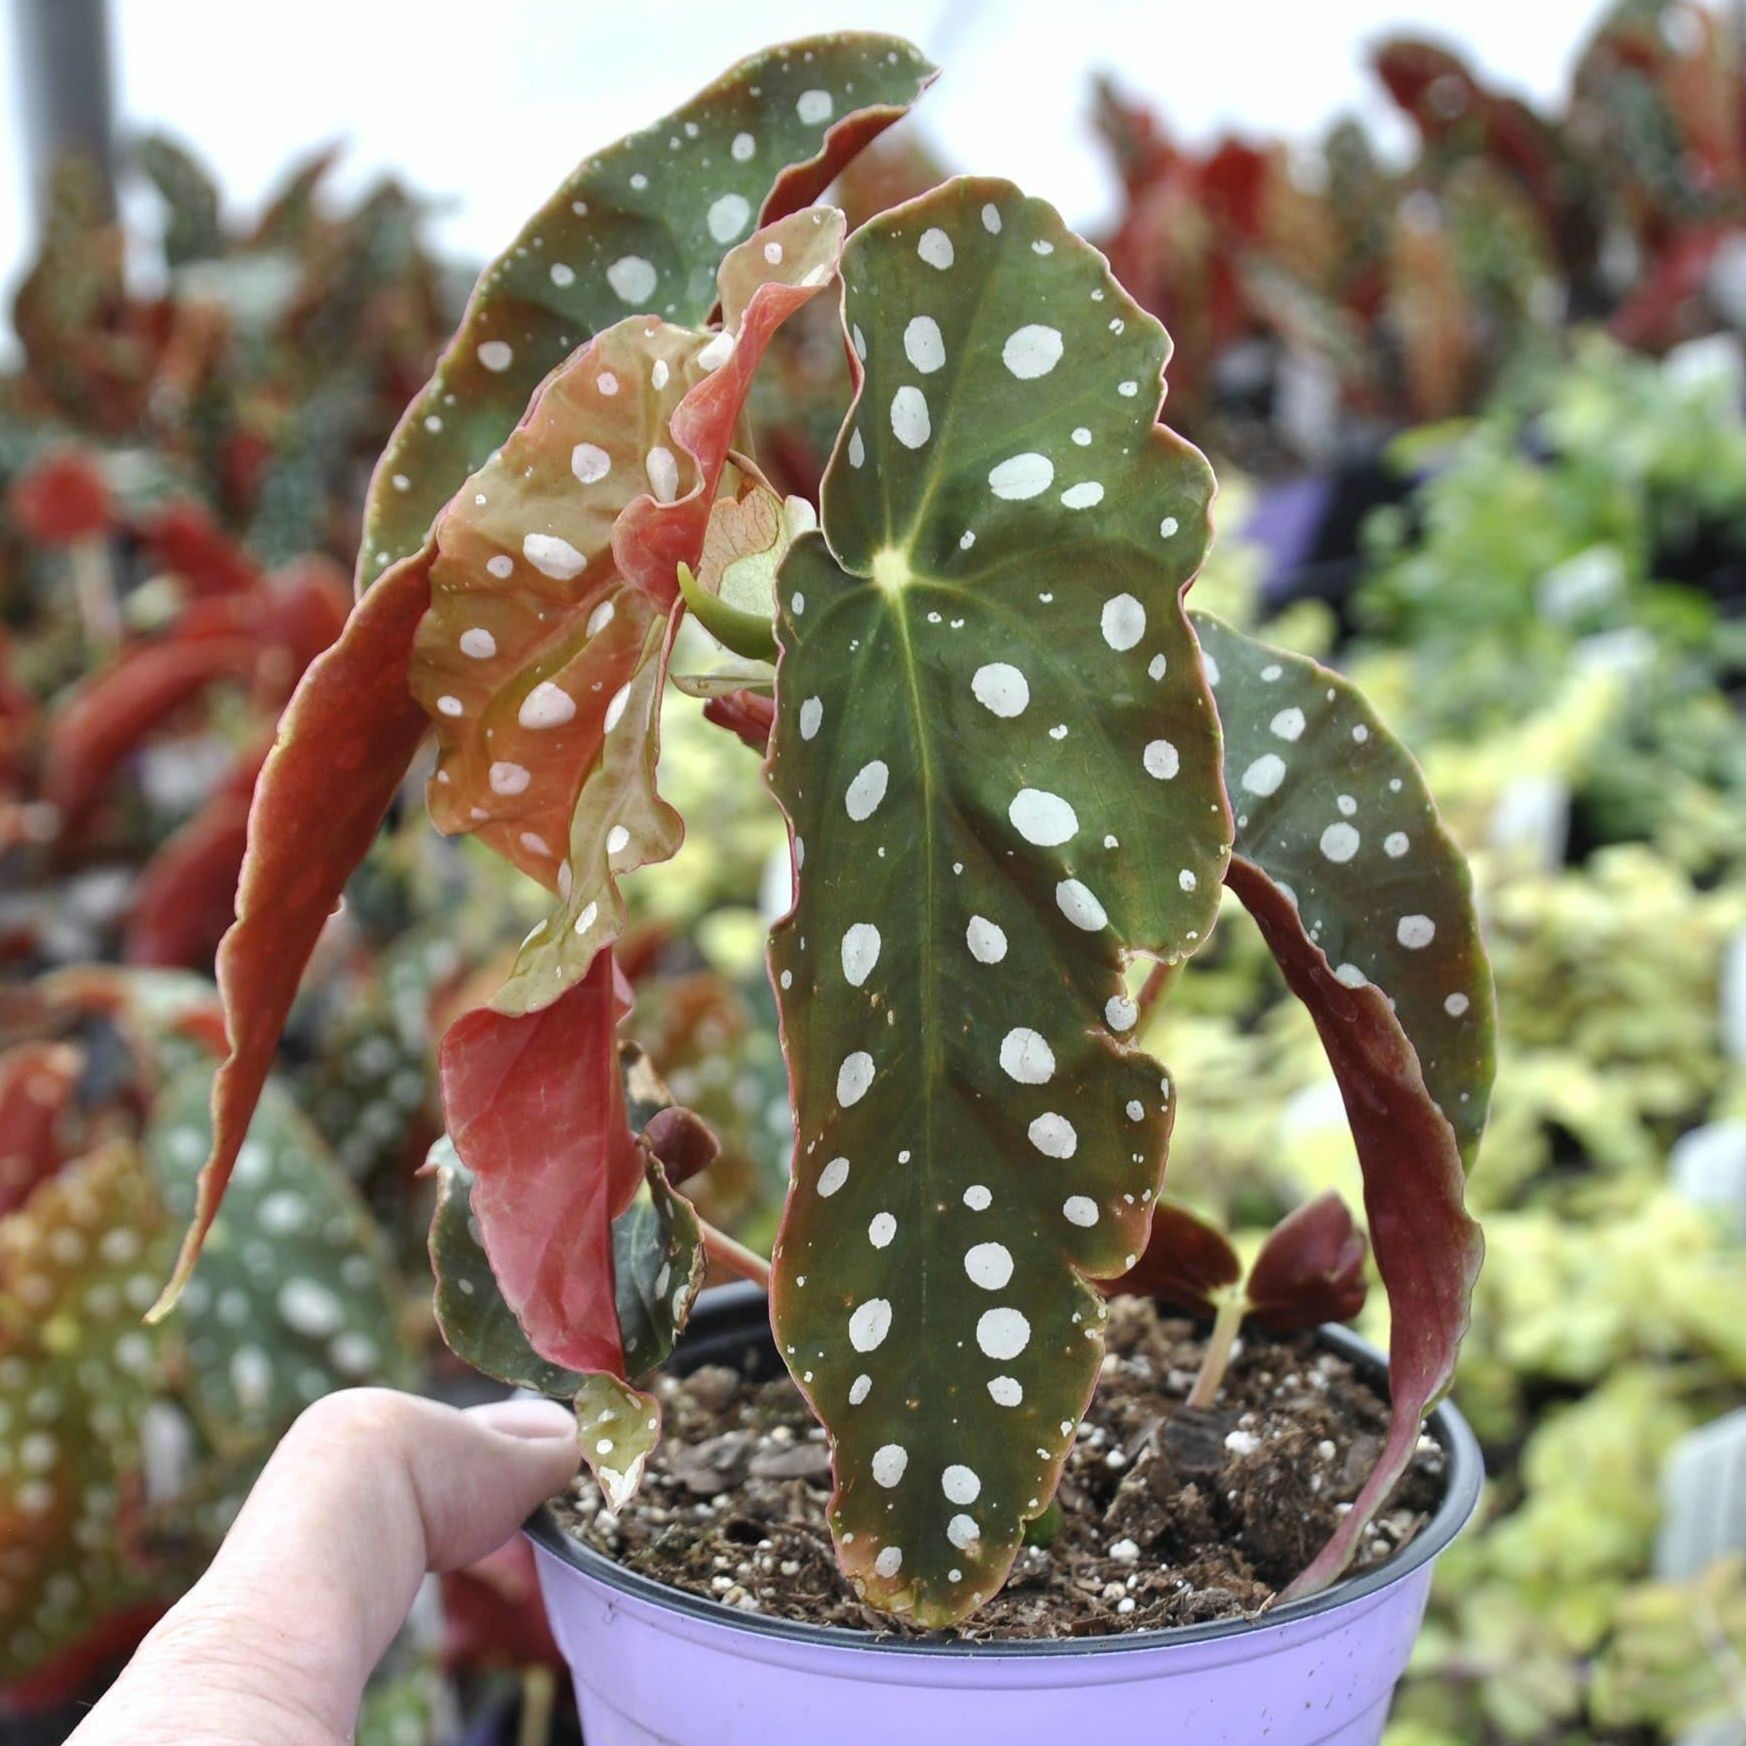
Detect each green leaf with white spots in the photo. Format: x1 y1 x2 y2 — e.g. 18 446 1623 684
573 1374 663 1513
428 1137 584 1399
1190 613 1490 1599
607 1152 706 1377
358 34 936 587
427 1132 705 1511
0 1142 173 1692
578 1132 708 1508
764 178 1231 1626
1193 613 1495 1162
408 208 845 1017
145 1066 410 1452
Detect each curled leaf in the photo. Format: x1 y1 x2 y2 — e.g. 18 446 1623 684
700 688 777 752
1191 613 1491 1600
428 1114 706 1509
766 178 1229 1624
1245 1190 1369 1332
677 483 816 660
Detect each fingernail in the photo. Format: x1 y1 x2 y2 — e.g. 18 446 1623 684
469 1398 577 1441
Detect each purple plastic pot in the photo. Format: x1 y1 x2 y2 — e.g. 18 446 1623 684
529 1283 1482 1746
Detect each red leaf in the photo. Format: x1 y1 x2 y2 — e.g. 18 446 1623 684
123 789 252 969
1226 863 1482 1603
701 688 775 751
8 449 112 545
1104 1200 1242 1318
440 1538 561 1674
0 1041 80 1215
641 1105 721 1188
149 556 431 1318
42 636 259 833
137 499 261 596
1244 1190 1369 1332
0 1599 165 1713
439 952 640 1375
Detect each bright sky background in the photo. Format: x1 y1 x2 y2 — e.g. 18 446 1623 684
4 0 1616 324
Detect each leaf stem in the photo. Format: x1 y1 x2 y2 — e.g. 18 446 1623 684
71 536 120 650
1136 955 1183 1024
699 1220 771 1291
517 1666 556 1746
1186 1289 1249 1410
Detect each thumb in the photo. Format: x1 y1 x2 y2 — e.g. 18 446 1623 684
70 1390 578 1746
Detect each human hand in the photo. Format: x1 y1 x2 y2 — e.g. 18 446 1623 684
69 1390 579 1746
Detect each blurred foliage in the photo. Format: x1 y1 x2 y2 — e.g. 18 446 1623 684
1160 331 1746 1742
1094 0 1746 470
0 969 413 1702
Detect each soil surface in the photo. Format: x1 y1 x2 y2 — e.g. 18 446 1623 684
552 1297 1445 1641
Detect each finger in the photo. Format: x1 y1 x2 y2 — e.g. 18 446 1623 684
70 1391 577 1746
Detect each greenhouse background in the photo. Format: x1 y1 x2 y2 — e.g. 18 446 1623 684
2 1 1744 1742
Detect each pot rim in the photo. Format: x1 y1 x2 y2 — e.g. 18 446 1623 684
526 1281 1483 1660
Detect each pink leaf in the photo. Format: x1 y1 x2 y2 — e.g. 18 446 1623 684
439 952 641 1374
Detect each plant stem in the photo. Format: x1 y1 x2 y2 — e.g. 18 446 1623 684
517 1666 556 1746
1136 955 1183 1024
70 536 120 650
1187 1290 1248 1411
699 1220 771 1291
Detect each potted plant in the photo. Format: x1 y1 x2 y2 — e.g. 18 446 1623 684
147 33 1495 1745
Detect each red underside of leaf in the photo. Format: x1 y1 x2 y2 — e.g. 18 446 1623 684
150 556 432 1317
438 952 641 1375
1226 859 1482 1602
757 92 935 246
700 688 774 751
1245 1189 1370 1333
1105 1201 1242 1318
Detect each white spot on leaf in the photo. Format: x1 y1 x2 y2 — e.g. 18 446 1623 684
837 1051 875 1106
999 1027 1055 1084
845 760 889 821
989 452 1054 500
1009 788 1077 845
917 227 955 270
841 923 881 987
1002 324 1064 379
1101 594 1146 651
606 256 658 304
972 662 1029 718
903 315 946 373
